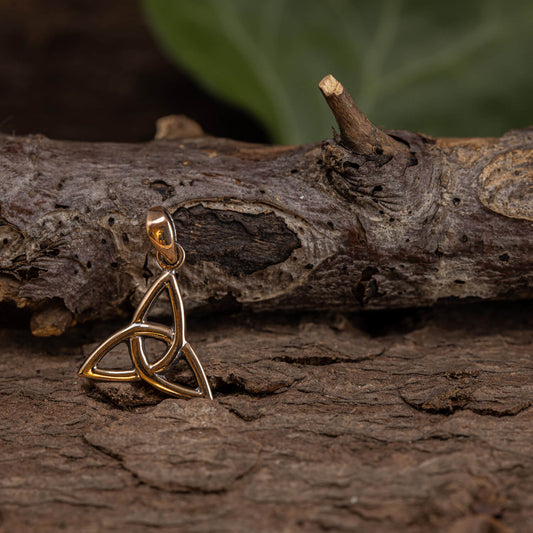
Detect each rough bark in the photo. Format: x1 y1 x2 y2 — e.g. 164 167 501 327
0 79 532 335
1 302 532 532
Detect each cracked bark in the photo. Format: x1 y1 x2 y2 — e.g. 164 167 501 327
0 77 532 335
1 302 532 532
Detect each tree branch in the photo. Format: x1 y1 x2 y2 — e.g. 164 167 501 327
0 76 532 334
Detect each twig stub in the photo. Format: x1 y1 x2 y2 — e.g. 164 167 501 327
319 74 408 157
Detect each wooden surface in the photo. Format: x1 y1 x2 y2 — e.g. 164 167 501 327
1 301 532 532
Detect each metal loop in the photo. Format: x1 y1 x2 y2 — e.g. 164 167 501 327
156 243 186 270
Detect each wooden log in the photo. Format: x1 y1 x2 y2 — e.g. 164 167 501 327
0 76 532 334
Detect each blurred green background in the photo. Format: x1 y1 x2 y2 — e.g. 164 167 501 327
142 0 533 144
0 1 531 145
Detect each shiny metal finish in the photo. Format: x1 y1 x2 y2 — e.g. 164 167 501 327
146 206 180 266
78 206 213 400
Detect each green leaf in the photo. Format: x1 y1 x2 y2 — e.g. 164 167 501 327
141 0 533 144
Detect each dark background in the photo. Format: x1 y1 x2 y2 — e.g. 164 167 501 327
0 0 268 143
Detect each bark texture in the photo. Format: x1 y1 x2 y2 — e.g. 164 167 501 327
1 302 532 532
0 81 532 334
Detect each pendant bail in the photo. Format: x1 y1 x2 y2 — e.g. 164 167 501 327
146 206 182 267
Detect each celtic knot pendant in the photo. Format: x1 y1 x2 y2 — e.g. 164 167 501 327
78 206 213 400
